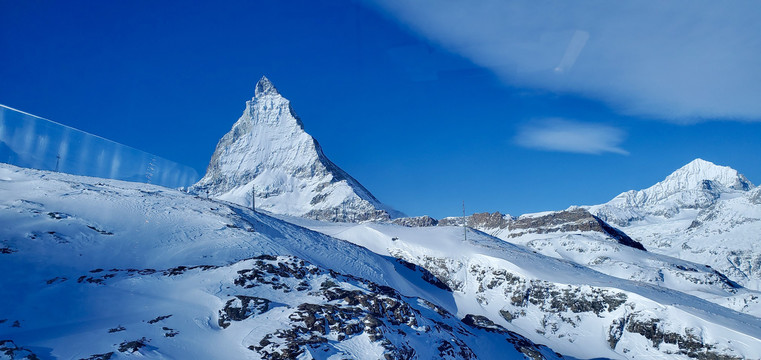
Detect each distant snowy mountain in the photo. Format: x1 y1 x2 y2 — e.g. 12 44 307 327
591 158 753 226
0 164 559 359
190 76 401 222
435 208 761 318
588 159 761 291
291 215 761 360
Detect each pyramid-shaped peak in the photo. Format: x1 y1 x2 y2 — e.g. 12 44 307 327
255 76 280 97
190 77 402 222
665 158 753 191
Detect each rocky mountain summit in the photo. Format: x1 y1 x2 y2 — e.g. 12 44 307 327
191 76 401 222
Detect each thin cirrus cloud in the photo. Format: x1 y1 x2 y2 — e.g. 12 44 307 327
515 119 628 155
366 0 761 122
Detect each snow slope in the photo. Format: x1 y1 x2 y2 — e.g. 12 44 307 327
0 164 559 359
282 215 761 360
190 77 401 222
4 154 761 359
450 208 761 318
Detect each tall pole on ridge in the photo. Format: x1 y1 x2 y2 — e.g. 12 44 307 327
463 200 467 242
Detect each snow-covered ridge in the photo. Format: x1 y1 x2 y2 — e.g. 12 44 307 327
294 217 761 359
190 76 401 222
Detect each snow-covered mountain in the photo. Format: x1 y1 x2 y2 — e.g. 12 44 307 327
591 158 753 226
290 215 761 359
421 160 761 317
445 208 761 318
190 76 401 222
0 164 559 359
588 159 761 291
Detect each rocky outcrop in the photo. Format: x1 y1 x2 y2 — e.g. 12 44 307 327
391 215 438 227
509 209 645 251
439 212 512 229
608 313 743 359
0 340 39 360
218 296 271 329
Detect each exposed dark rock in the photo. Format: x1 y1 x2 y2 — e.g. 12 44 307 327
309 193 328 206
238 256 491 360
218 296 271 329
305 208 391 223
607 317 626 349
394 258 452 291
439 212 512 229
147 314 172 324
117 338 148 353
79 352 113 360
507 209 645 251
611 313 743 359
462 314 503 332
0 340 39 360
0 246 16 254
164 264 217 276
86 225 113 235
107 326 126 333
45 276 67 284
391 216 439 227
162 327 179 337
461 314 552 360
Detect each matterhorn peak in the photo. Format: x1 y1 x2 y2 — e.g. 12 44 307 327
254 75 280 97
191 76 401 222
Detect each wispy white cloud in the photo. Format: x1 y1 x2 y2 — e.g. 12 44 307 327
367 0 761 122
515 119 628 155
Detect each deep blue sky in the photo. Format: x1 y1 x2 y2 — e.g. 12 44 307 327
2 0 760 218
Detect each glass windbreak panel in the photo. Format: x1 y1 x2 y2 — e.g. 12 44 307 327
0 104 199 188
